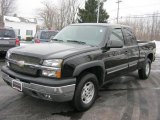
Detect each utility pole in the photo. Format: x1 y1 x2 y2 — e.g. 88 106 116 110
116 0 122 24
97 0 107 23
97 0 100 23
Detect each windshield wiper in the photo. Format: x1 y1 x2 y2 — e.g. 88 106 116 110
67 40 86 45
51 39 64 42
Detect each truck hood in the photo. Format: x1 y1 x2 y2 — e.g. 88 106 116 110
10 43 99 59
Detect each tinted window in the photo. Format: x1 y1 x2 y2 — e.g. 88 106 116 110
54 25 106 46
40 31 58 39
123 27 137 46
0 29 15 38
110 28 124 45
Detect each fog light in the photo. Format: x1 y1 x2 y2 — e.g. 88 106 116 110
42 70 61 78
42 70 56 77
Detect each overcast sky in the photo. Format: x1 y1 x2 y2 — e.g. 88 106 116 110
17 0 160 21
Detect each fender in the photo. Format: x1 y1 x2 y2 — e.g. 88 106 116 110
73 60 106 84
145 51 154 61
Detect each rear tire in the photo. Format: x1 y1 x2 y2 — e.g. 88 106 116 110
138 58 151 80
72 73 98 111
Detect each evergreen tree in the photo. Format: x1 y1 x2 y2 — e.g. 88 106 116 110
78 0 109 23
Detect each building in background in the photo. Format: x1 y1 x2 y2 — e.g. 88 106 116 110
4 16 38 40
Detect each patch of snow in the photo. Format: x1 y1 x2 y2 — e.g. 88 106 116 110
154 40 160 57
4 16 37 24
4 16 21 22
20 41 34 46
20 43 27 46
27 18 36 23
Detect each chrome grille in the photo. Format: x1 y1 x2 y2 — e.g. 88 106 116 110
9 53 41 76
10 63 38 76
10 53 41 64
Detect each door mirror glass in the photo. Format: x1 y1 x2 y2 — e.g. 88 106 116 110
107 39 123 48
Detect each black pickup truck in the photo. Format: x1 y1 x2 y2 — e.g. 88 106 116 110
1 23 156 111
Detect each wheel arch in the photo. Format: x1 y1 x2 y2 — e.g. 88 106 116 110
73 61 105 87
147 53 154 62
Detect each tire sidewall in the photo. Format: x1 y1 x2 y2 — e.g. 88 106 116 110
74 73 98 111
144 59 151 78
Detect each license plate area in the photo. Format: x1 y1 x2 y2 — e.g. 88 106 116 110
12 80 22 91
0 40 9 44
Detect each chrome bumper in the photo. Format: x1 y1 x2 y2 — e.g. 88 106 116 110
2 72 76 102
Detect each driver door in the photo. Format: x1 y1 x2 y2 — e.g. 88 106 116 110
103 28 129 81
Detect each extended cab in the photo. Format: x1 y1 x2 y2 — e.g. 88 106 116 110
1 24 156 111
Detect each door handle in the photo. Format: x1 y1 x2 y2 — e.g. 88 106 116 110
125 50 128 54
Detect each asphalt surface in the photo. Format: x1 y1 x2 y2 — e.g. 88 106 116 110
0 54 160 120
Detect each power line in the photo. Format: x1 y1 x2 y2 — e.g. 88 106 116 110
120 2 160 10
116 0 122 23
109 2 160 13
108 15 160 23
109 13 160 21
123 16 160 18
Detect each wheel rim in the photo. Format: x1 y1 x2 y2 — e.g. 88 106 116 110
146 62 150 76
81 81 95 104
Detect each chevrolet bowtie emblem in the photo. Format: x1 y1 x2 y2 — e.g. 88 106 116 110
17 61 25 67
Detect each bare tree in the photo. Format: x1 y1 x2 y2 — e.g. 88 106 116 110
39 0 80 30
39 1 57 30
58 0 80 28
119 12 160 41
0 0 16 27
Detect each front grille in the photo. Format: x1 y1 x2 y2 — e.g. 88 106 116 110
9 53 41 76
10 63 38 76
10 53 41 64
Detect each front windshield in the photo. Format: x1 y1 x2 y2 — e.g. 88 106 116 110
54 25 106 46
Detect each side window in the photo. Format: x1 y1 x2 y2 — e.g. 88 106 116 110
123 28 137 46
110 28 124 45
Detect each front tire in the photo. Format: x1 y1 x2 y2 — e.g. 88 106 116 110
72 73 98 111
138 58 151 80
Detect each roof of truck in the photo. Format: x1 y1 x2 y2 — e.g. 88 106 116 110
71 23 131 28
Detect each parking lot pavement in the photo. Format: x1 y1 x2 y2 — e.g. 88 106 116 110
0 55 160 120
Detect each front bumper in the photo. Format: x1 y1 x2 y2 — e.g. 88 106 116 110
1 66 76 102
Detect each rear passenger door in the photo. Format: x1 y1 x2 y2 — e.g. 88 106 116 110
122 27 140 71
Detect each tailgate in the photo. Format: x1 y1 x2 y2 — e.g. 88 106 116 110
0 37 16 46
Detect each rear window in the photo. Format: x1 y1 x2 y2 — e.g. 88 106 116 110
40 31 58 40
0 29 15 38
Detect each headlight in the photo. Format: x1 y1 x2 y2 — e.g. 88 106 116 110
42 59 63 78
43 59 63 67
6 51 11 67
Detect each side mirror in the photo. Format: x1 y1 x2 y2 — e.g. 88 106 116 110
107 39 123 48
